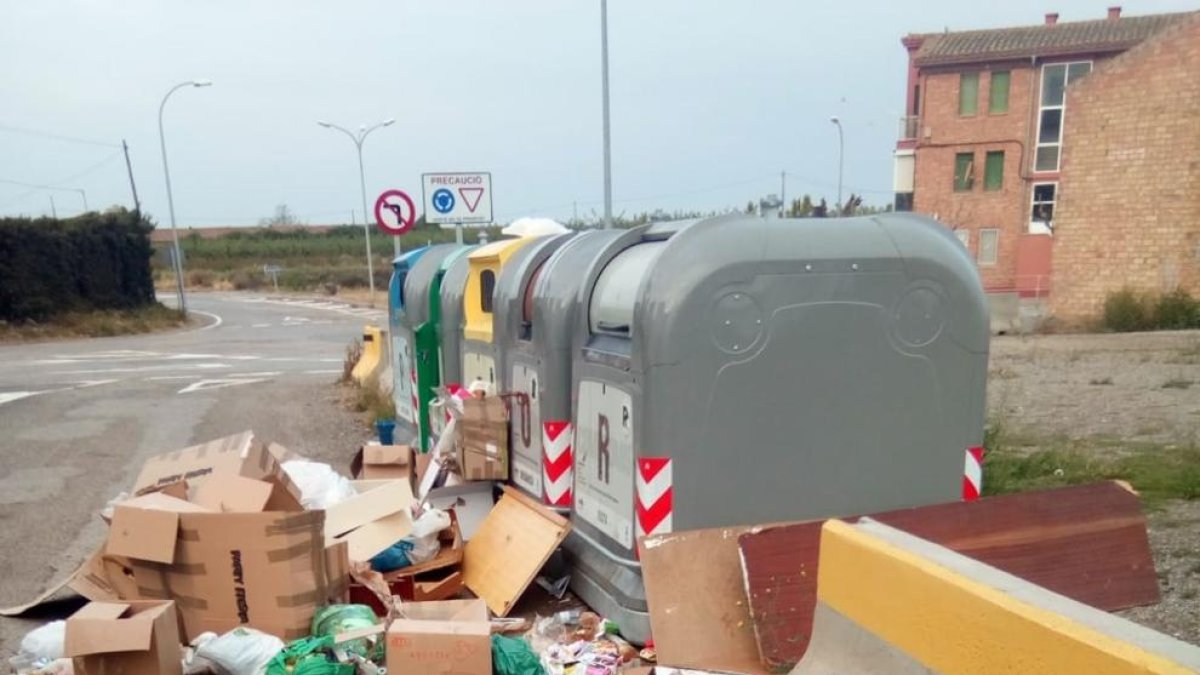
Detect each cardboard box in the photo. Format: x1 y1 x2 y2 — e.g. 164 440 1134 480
425 482 494 541
386 599 491 675
326 479 415 562
65 600 182 675
456 396 509 481
350 516 465 613
351 444 415 482
123 507 335 642
132 431 303 511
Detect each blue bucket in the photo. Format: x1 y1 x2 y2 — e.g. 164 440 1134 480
376 419 397 445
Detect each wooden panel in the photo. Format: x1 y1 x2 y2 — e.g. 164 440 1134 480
463 486 569 617
739 481 1160 671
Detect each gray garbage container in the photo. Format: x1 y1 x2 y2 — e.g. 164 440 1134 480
492 231 595 505
564 213 990 643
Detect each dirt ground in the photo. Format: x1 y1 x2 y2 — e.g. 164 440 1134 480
989 330 1200 643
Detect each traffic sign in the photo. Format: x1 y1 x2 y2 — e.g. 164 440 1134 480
374 189 417 235
421 172 493 224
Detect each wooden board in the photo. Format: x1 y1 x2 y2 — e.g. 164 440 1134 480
639 524 781 673
463 486 570 617
739 481 1160 671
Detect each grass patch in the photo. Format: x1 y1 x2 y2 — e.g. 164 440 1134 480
352 375 396 425
983 425 1200 508
0 303 186 341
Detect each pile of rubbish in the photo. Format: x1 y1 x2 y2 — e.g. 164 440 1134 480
6 386 649 675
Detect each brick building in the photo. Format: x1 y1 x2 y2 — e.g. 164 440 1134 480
893 7 1198 321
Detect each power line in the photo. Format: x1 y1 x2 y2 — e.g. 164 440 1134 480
0 123 120 149
0 151 122 208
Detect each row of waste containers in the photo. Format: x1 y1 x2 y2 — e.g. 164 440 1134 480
386 212 991 642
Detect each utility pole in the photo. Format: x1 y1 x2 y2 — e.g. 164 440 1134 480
49 195 57 219
780 171 786 216
122 139 141 212
600 0 613 229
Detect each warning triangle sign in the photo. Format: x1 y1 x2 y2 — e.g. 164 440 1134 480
458 187 485 213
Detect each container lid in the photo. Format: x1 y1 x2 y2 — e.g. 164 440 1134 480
589 241 667 335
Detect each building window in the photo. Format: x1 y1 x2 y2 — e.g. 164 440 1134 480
955 229 970 250
1031 182 1057 228
959 72 979 115
480 269 496 313
984 151 1005 191
978 229 999 266
1035 62 1092 172
989 71 1010 113
913 84 920 115
953 152 975 191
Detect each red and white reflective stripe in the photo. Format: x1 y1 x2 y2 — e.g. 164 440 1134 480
409 367 420 430
962 446 984 501
636 457 673 539
542 420 573 507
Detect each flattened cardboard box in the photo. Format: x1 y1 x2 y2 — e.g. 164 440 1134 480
65 600 182 675
387 598 491 675
456 396 509 481
132 431 303 511
351 444 416 482
127 509 336 642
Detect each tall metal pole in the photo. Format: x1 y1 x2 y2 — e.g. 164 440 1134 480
122 139 141 212
600 0 613 229
76 189 88 212
49 195 57 219
354 139 377 305
780 171 786 216
830 116 844 215
159 80 212 316
318 119 394 307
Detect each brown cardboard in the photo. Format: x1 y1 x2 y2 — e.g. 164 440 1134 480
325 541 351 604
65 600 182 675
386 599 491 675
455 396 509 481
132 431 303 511
337 511 413 562
325 479 415 541
351 444 415 481
126 509 332 642
464 486 570 617
191 475 275 512
107 493 211 564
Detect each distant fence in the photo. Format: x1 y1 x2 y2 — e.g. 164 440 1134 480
0 209 156 321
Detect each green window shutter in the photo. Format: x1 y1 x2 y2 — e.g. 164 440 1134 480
954 153 975 191
984 151 1005 191
989 71 1010 113
959 73 979 115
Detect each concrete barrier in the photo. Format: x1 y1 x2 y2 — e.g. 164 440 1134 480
351 325 387 385
794 519 1200 675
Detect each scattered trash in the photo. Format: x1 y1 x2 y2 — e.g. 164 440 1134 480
64 600 182 675
375 418 396 445
386 599 491 674
192 627 285 675
310 604 381 660
283 459 357 510
9 620 67 674
265 635 354 675
491 634 545 675
369 508 451 572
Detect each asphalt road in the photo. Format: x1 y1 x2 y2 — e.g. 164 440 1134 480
0 292 382 653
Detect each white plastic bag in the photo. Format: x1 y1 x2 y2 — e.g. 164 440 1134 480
194 627 284 675
9 620 66 673
282 460 356 510
408 507 452 565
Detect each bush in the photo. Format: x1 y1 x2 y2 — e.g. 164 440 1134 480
1155 290 1200 330
186 269 215 288
1103 289 1155 332
229 269 265 291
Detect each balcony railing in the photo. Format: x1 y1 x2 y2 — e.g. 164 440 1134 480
899 115 920 141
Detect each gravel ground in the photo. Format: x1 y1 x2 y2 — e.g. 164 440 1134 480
989 330 1200 645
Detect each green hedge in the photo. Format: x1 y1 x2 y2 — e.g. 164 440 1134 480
0 209 156 321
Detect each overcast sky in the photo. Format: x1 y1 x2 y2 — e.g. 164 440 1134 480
1 0 1194 227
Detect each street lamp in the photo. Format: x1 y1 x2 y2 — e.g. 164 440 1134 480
159 79 212 316
600 0 613 229
318 118 396 306
829 116 844 215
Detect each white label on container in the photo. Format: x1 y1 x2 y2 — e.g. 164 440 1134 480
509 362 542 498
574 379 634 549
393 333 414 424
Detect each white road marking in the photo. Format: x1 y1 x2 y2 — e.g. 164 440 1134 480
147 376 200 381
190 309 223 331
304 369 343 375
230 371 283 377
61 363 231 375
71 379 119 389
252 323 271 328
0 392 41 406
178 378 268 394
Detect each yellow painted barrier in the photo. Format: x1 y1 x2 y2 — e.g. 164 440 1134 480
351 325 386 384
795 519 1200 675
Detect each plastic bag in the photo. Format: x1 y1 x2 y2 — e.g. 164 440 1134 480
9 620 66 672
265 636 355 675
369 508 451 572
283 460 357 510
311 604 380 659
492 634 545 675
193 627 285 675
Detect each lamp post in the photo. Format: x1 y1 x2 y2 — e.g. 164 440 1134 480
318 119 395 306
159 79 212 316
600 0 613 229
829 116 844 215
